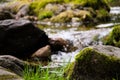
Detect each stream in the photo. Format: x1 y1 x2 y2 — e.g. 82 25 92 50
37 6 120 67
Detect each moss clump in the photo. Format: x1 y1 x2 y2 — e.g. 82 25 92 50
64 46 120 80
104 26 120 47
38 10 53 20
51 10 74 23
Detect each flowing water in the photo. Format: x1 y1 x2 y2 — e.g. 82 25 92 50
37 7 120 67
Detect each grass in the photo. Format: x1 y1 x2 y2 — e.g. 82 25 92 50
23 64 66 80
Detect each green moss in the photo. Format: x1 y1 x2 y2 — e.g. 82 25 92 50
104 26 120 47
51 10 74 23
68 0 110 11
64 62 75 80
96 9 110 22
0 0 7 3
38 10 53 20
65 47 120 80
29 0 63 16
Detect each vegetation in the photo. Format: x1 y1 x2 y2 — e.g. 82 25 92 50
29 0 63 16
64 47 120 80
96 8 110 22
106 0 120 6
103 26 120 47
28 0 110 23
51 10 74 23
23 64 66 80
0 0 7 3
38 10 53 20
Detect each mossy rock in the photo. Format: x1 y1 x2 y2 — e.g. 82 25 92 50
29 0 63 15
28 0 110 23
64 45 120 80
96 9 110 22
51 10 74 23
38 10 53 20
103 26 120 47
79 0 110 11
75 10 93 22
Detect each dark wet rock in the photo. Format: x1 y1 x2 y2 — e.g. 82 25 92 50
0 19 49 59
0 66 23 80
49 38 68 52
0 55 25 76
0 10 14 20
64 45 120 80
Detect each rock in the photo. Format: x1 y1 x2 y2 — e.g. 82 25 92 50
0 19 49 59
16 4 29 19
23 16 38 21
31 45 51 58
75 10 93 22
45 3 65 15
82 0 110 12
64 45 120 80
0 66 23 80
0 10 14 20
103 25 120 47
96 9 110 22
49 38 68 52
0 55 25 76
29 0 110 24
51 10 74 23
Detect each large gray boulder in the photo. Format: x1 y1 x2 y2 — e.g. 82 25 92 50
0 19 49 59
64 45 120 80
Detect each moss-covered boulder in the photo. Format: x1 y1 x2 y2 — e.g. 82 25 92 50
64 45 120 80
51 10 74 23
103 26 120 47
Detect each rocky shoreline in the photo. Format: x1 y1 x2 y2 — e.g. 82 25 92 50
0 0 120 80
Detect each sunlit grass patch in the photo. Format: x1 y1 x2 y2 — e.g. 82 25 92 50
23 64 66 80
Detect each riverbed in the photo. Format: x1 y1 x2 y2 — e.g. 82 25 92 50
36 6 120 67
